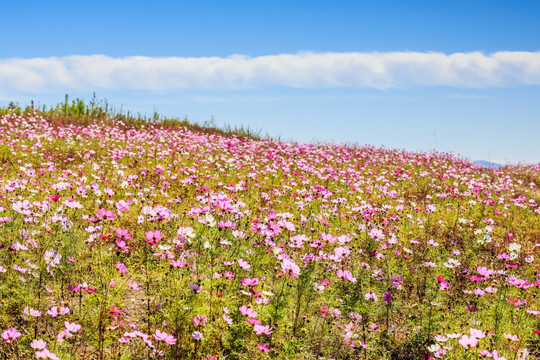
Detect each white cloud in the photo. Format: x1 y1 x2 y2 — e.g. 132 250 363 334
1 51 540 92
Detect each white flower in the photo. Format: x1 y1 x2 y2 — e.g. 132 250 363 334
44 250 62 267
508 243 521 253
443 258 461 269
427 343 441 353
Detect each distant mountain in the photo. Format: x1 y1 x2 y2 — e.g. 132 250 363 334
474 160 504 169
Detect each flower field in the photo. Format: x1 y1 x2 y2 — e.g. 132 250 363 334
0 105 539 359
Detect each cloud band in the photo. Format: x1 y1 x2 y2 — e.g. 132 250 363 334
1 51 540 92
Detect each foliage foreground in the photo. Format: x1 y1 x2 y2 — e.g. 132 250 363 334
0 108 540 360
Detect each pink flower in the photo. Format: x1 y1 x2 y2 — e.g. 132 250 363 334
193 315 208 327
437 276 451 290
116 200 130 212
239 305 258 318
24 306 41 317
480 350 490 356
64 321 81 333
281 258 301 279
218 220 235 229
116 239 129 252
171 259 187 267
321 232 336 243
127 280 140 290
116 228 132 239
96 208 116 220
154 330 176 345
254 325 273 335
35 349 60 360
427 239 439 246
223 314 233 326
192 331 203 340
57 329 72 343
247 318 261 326
258 342 270 352
458 335 479 349
364 290 378 302
1 328 21 343
489 350 507 360
434 335 448 342
116 262 127 274
47 306 70 317
31 339 47 350
469 328 486 339
238 259 251 270
337 269 357 283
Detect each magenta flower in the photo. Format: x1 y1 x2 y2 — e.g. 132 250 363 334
437 276 450 290
241 277 259 286
145 230 164 245
116 228 132 240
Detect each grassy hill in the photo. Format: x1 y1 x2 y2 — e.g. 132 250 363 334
0 100 539 359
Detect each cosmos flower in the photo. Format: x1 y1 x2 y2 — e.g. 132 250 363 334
1 328 21 343
254 325 273 335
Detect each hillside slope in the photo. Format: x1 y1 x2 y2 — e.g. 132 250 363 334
0 108 539 359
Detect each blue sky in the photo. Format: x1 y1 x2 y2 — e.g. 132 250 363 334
1 0 540 164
